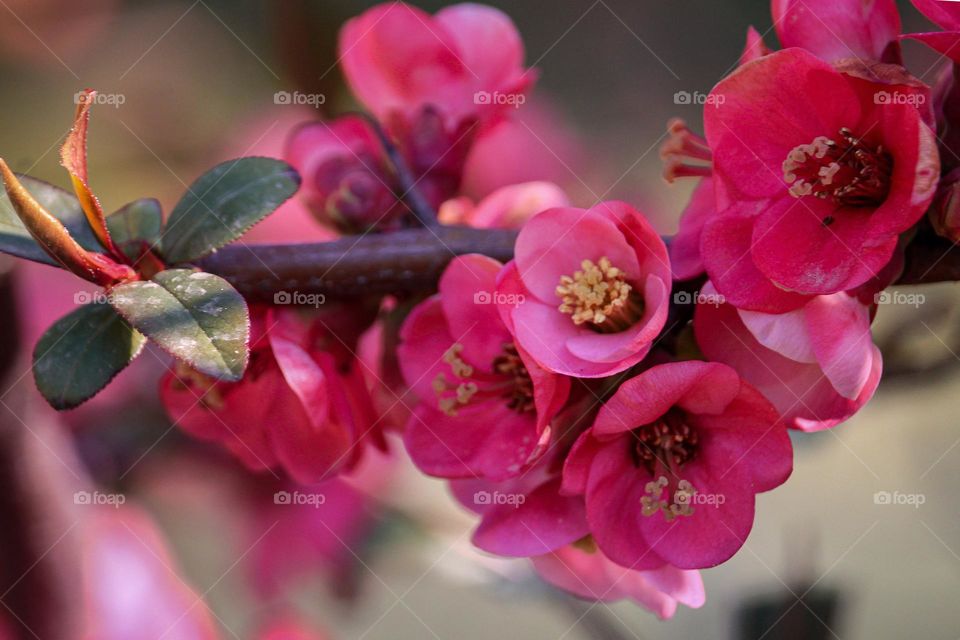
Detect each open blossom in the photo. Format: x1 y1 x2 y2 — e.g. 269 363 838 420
449 469 704 619
399 254 569 480
285 115 401 232
161 307 379 484
563 361 793 569
702 48 938 312
496 202 671 378
772 0 901 62
339 2 531 132
694 282 882 431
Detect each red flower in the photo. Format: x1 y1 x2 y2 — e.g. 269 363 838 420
563 361 793 569
702 48 938 311
399 254 569 480
161 307 378 484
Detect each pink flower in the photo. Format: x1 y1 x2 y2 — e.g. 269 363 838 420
339 2 531 132
399 254 569 480
496 202 671 377
249 447 394 599
562 361 793 569
694 282 882 431
161 307 379 484
532 542 705 619
703 48 938 311
772 0 901 62
82 505 219 640
438 181 570 228
286 115 401 232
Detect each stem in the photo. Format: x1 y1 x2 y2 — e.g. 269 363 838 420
362 114 441 227
199 225 517 302
199 227 960 303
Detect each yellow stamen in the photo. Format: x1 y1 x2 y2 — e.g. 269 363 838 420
556 257 639 332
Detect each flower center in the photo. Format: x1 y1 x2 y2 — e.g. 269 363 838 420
782 128 892 213
432 342 535 416
556 257 643 333
631 409 700 521
631 409 699 475
660 118 713 183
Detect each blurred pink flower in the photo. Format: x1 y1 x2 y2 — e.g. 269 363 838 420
160 307 379 484
532 543 705 619
695 282 882 431
286 116 402 232
439 181 570 228
459 100 586 199
82 505 219 640
497 203 671 377
250 445 394 599
563 361 793 569
339 2 532 132
772 0 901 62
399 254 569 480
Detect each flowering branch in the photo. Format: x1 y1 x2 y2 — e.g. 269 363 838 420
198 226 958 302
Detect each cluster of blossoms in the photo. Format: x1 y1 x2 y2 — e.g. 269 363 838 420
11 0 959 627
154 0 960 618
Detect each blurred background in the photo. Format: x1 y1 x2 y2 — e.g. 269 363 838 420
0 0 958 638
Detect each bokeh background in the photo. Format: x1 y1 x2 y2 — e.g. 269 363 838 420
0 1 958 638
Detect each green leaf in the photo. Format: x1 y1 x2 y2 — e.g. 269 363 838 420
33 302 146 410
108 268 249 381
160 157 300 264
107 198 162 262
0 174 104 265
